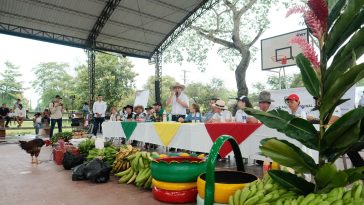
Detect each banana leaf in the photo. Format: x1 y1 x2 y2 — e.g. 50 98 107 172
343 167 364 183
260 138 318 174
268 170 315 195
295 54 320 98
317 171 348 193
245 108 319 150
324 0 364 58
321 63 364 120
314 164 338 189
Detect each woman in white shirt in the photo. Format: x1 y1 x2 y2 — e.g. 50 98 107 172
15 104 26 127
235 96 258 123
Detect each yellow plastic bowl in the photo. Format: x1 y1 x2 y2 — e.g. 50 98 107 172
197 171 257 204
152 179 197 191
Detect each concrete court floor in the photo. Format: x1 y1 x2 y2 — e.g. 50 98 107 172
0 140 262 205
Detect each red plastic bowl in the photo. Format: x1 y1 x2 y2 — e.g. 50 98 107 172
152 186 198 204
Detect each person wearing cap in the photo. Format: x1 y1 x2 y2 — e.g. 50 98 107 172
92 94 107 136
210 100 233 123
49 95 64 138
166 83 189 121
258 91 275 112
235 96 258 123
145 106 155 122
307 97 342 125
151 102 164 122
123 105 135 121
204 97 220 122
284 94 307 119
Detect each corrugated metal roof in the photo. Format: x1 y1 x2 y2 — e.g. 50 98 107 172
0 0 215 58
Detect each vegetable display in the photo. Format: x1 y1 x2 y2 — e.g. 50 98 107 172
87 146 117 165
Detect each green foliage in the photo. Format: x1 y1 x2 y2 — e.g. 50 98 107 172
245 0 364 194
268 170 315 195
50 131 73 143
0 61 24 106
78 138 95 155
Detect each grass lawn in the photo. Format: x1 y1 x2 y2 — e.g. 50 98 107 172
4 119 73 136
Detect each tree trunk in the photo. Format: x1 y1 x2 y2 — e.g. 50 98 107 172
235 50 251 97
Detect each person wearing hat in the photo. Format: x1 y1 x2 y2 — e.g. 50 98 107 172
49 95 64 138
92 94 107 135
204 97 220 122
210 100 233 123
284 94 306 119
166 83 189 121
145 106 155 122
235 96 258 123
258 91 275 112
123 105 135 121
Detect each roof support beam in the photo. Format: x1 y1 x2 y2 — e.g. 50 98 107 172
87 0 122 46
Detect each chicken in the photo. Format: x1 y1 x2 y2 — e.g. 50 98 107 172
19 139 51 164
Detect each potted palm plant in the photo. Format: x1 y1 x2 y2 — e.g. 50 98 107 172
243 0 364 197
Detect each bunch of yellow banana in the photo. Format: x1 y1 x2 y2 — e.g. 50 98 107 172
112 145 140 173
229 175 364 205
115 151 154 189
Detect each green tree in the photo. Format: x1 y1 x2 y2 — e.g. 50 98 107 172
164 0 293 97
32 62 75 110
143 75 177 107
266 73 303 90
0 61 24 106
185 78 236 113
74 53 137 110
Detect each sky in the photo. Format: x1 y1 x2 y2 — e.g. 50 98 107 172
0 5 308 109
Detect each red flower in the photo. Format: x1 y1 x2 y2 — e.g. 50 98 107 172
290 36 320 71
307 0 328 32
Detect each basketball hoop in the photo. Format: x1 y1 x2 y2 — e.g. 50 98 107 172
270 55 287 65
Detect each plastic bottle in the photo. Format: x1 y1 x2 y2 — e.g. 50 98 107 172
163 110 167 122
168 113 172 122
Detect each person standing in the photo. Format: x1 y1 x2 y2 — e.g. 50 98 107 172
49 95 63 138
92 94 107 136
166 83 189 121
0 103 11 128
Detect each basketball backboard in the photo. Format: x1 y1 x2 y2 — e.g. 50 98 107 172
261 28 309 70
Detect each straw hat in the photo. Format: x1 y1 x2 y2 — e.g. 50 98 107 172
213 100 227 110
171 82 185 90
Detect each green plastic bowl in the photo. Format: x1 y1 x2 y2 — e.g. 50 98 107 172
151 156 206 183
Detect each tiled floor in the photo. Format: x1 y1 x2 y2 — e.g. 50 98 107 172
0 136 263 205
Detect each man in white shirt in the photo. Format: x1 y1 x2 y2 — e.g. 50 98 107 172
284 94 306 119
49 95 63 138
210 100 232 122
166 83 189 121
258 91 275 112
92 94 107 136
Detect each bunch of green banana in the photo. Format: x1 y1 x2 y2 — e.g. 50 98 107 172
115 151 153 189
229 174 364 205
112 145 140 173
229 174 297 205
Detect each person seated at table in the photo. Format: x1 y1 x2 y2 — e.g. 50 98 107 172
307 97 342 125
209 100 233 123
145 106 155 122
179 103 202 123
123 105 135 121
284 94 306 119
204 97 219 122
235 96 258 123
258 91 275 112
109 106 121 121
151 102 164 122
134 105 146 122
15 104 26 127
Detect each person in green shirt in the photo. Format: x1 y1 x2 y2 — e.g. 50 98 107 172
151 102 164 122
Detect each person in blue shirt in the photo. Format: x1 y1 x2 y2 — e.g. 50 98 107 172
180 103 202 123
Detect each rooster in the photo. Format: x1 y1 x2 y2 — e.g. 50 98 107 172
19 139 51 164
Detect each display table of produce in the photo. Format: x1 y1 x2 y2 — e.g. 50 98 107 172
102 121 312 159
